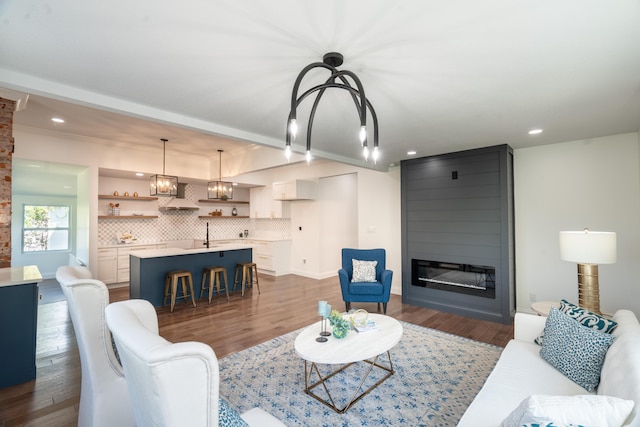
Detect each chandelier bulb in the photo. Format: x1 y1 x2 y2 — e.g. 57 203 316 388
289 119 298 140
359 126 367 145
285 145 291 161
305 149 312 164
372 146 379 164
363 146 369 161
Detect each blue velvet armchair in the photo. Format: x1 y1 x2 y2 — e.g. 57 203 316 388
338 248 393 314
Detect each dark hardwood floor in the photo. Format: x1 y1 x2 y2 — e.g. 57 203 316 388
0 274 513 426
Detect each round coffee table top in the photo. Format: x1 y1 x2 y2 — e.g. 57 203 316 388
294 313 403 364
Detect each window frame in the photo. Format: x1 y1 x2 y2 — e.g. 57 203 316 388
22 204 71 253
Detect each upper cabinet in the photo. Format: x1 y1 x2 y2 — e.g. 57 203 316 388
272 180 317 201
250 185 289 218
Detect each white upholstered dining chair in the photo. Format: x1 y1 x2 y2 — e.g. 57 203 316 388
105 299 285 427
56 265 135 427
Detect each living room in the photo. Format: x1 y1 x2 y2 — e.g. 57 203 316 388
1 1 640 425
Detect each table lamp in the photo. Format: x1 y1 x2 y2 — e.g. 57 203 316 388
559 229 617 315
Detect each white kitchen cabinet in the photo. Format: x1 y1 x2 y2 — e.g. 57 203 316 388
97 248 117 284
250 240 291 276
250 186 289 218
117 244 159 283
272 180 317 200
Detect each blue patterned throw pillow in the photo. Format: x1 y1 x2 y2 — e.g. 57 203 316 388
559 299 617 333
219 398 248 427
534 299 617 345
539 308 615 392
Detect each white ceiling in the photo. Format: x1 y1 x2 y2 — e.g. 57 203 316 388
1 0 640 178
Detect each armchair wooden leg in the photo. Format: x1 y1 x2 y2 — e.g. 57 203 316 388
345 302 351 312
383 302 387 314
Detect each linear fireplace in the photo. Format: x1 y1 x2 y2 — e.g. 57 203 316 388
412 259 496 299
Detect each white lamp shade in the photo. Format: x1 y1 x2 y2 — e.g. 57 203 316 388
559 230 617 264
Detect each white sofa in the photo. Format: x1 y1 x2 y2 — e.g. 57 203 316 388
56 265 135 427
105 299 285 427
458 310 640 426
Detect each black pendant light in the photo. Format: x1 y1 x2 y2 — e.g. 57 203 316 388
207 150 233 200
150 138 178 196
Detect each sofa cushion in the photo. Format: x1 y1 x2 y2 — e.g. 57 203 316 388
540 308 615 392
502 394 634 427
534 299 617 345
457 338 590 426
351 259 377 282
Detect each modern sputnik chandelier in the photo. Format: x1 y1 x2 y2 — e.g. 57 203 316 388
285 52 379 164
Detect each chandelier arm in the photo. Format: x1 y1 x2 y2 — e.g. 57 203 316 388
306 85 330 155
290 62 337 120
291 82 378 151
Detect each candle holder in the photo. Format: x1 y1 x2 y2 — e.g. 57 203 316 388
316 301 332 342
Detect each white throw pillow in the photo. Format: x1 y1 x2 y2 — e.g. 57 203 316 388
502 394 634 427
351 259 377 282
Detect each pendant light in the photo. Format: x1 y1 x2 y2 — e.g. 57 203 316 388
208 150 233 200
150 138 178 197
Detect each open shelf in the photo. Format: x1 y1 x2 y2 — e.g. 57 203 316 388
198 199 249 204
99 215 159 219
198 216 249 219
99 195 158 201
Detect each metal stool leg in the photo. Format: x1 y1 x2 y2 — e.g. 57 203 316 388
171 275 178 312
186 274 196 307
251 264 260 294
221 269 230 300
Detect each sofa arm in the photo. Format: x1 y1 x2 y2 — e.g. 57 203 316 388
514 312 547 342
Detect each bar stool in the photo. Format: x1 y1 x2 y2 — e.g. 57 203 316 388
200 266 229 303
163 270 196 312
233 262 260 296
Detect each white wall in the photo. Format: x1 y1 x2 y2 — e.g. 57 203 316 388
514 132 640 316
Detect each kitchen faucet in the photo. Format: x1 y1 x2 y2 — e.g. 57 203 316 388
204 222 210 248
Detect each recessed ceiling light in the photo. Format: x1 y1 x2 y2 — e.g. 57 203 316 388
51 117 65 123
232 182 238 186
135 172 144 177
528 129 543 135
407 150 417 156
63 185 72 189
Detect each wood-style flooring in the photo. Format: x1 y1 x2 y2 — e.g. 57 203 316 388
0 274 514 426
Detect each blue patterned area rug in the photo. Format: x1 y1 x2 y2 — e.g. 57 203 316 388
219 321 503 427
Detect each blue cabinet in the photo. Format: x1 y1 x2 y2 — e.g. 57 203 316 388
0 268 41 388
130 248 252 307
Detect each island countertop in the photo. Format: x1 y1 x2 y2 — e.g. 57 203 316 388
0 265 43 288
129 242 254 259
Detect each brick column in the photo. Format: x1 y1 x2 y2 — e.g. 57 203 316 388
0 97 15 268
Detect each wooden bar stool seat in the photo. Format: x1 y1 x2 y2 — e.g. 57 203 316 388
200 266 229 303
233 262 260 296
163 270 196 312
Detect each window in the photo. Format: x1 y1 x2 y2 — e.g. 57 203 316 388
23 205 70 252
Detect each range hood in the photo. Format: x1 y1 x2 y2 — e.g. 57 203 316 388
159 183 200 211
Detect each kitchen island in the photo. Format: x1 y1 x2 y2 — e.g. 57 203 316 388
0 265 42 388
129 243 253 307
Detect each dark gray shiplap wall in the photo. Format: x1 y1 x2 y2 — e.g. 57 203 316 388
401 144 515 324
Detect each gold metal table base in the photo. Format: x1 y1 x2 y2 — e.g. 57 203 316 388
303 351 395 414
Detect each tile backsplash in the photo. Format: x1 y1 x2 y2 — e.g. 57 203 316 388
98 182 291 246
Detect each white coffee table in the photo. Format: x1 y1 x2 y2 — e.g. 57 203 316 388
294 313 403 413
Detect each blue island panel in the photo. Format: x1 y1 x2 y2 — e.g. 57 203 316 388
130 248 252 307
